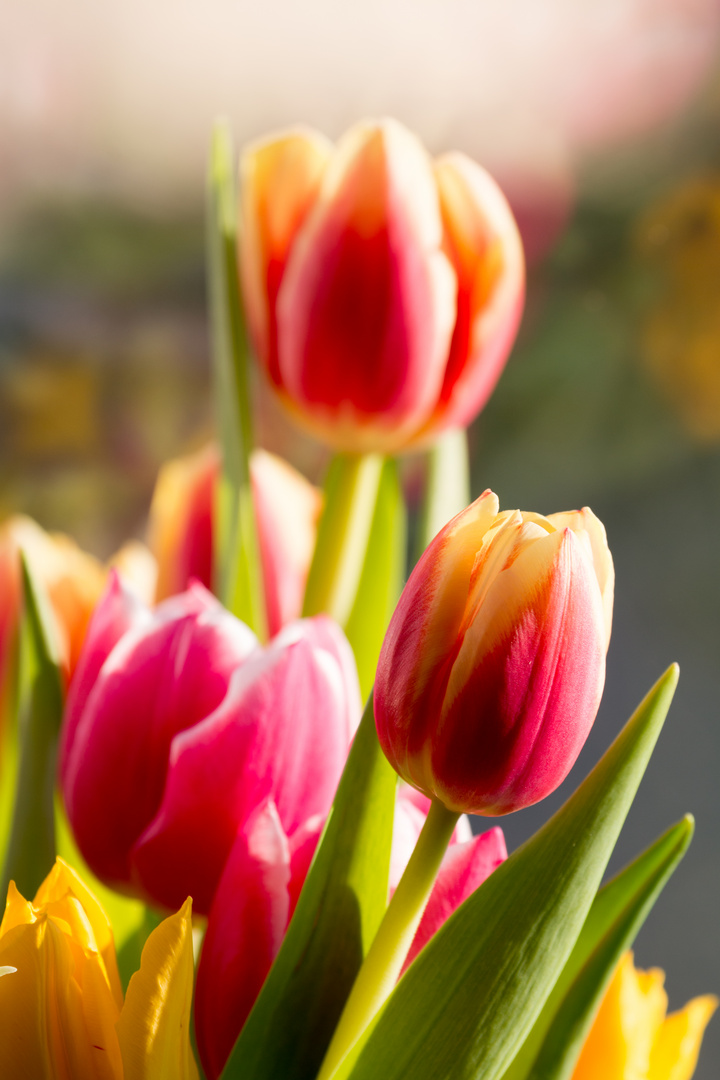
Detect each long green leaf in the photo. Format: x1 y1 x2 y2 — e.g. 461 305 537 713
1 555 63 899
221 694 397 1080
343 458 406 700
341 664 678 1080
207 119 266 639
417 427 470 558
504 815 694 1080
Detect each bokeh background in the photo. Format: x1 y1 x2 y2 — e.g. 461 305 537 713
2 1 720 1071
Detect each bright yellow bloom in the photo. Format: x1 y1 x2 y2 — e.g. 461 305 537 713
0 858 198 1080
572 951 717 1080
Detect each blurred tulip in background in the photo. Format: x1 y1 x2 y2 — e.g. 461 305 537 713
240 119 524 453
375 492 614 814
149 442 322 636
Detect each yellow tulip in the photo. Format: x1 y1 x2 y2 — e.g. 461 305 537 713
0 858 198 1080
572 951 717 1080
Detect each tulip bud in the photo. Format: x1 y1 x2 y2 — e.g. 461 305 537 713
375 491 614 815
239 119 524 453
60 577 360 915
148 442 322 636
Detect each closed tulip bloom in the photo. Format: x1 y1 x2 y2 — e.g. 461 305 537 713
239 118 524 453
0 858 198 1080
148 443 322 636
60 576 360 915
194 786 506 1079
375 491 613 815
572 952 717 1080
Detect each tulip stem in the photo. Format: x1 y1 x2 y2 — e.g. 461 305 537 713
303 453 384 626
316 796 459 1080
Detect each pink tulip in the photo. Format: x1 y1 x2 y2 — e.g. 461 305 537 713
149 443 322 637
240 119 525 454
59 577 360 916
194 784 505 1079
375 492 613 815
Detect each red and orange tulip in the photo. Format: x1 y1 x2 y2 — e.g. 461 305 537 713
239 119 524 453
375 492 613 815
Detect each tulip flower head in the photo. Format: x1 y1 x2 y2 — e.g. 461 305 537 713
375 491 614 815
0 858 198 1079
148 442 322 636
572 951 717 1080
240 118 524 453
60 575 360 916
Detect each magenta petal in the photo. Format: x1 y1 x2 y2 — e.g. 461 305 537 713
131 629 354 912
58 570 151 787
195 800 291 1080
287 813 325 916
402 826 507 973
62 584 256 888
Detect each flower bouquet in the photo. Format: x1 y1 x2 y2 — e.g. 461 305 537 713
0 118 715 1080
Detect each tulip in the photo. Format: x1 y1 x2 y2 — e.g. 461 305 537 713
572 951 717 1080
375 491 614 815
0 857 198 1079
60 575 360 916
0 515 155 703
239 118 525 453
194 784 506 1079
148 442 322 636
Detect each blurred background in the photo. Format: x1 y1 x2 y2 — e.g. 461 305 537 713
2 1 719 1070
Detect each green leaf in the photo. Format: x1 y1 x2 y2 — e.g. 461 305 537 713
207 119 266 639
0 634 20 872
341 664 679 1080
343 458 407 700
221 693 397 1080
55 797 148 986
502 815 694 1080
417 427 470 558
1 555 64 899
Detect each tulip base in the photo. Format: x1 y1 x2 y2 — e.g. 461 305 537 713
317 796 459 1080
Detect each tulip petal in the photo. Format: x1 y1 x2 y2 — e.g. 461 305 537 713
250 449 322 637
195 801 290 1080
149 444 219 602
649 995 718 1080
402 826 507 972
240 129 332 381
418 153 524 442
130 626 354 913
434 527 606 813
59 571 151 788
276 119 457 452
117 897 198 1080
375 492 499 785
62 585 256 887
546 507 615 648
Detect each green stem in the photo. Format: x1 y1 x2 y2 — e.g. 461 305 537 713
302 453 384 625
316 797 459 1080
417 427 470 560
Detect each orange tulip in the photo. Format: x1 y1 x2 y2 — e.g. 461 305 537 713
239 118 524 453
148 443 322 637
572 951 717 1080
